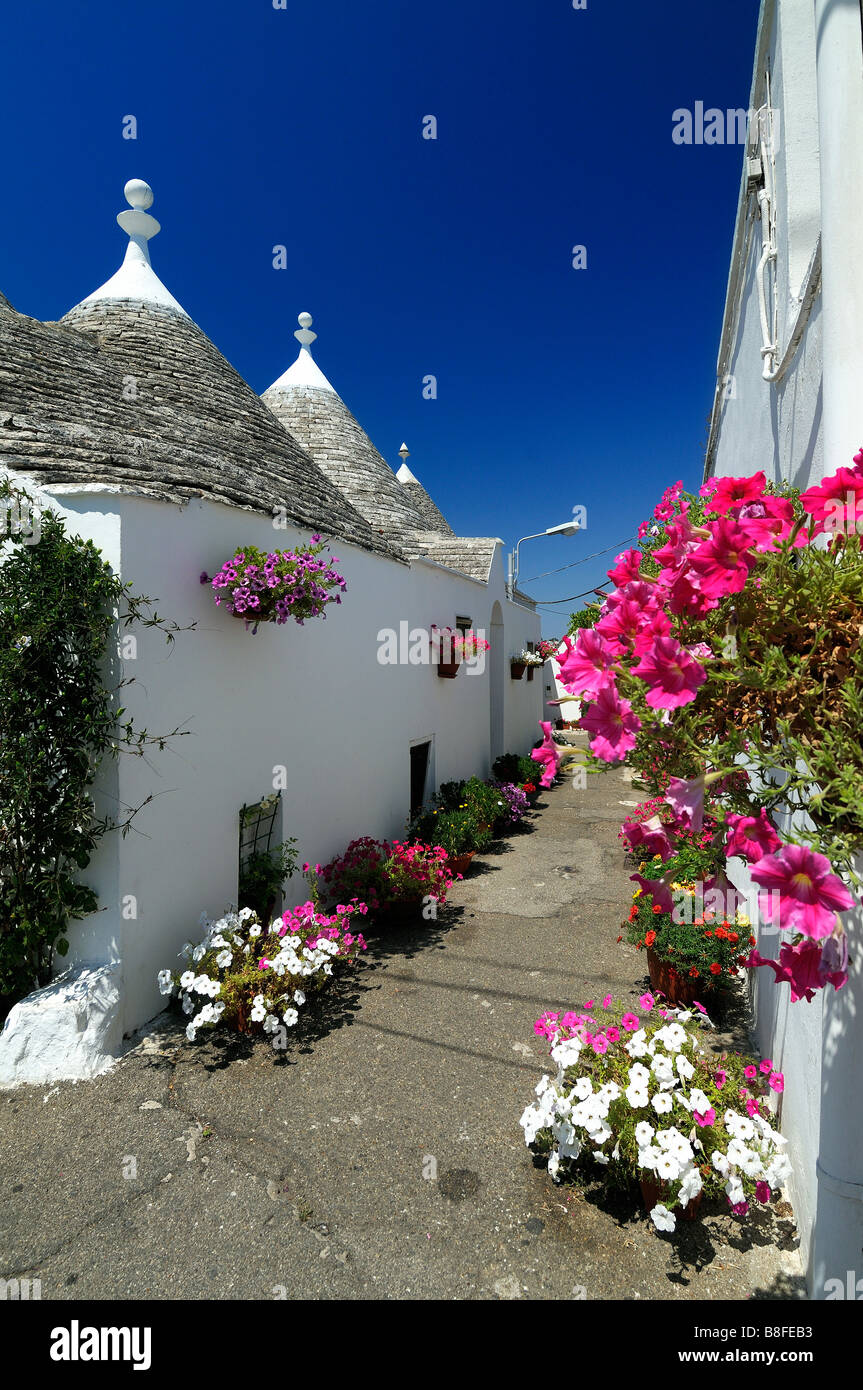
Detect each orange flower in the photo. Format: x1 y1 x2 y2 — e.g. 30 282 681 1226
689 967 699 978
645 930 657 947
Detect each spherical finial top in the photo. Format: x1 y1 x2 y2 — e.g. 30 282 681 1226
298 312 313 329
124 179 154 211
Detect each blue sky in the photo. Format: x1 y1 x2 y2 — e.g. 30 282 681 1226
0 0 758 630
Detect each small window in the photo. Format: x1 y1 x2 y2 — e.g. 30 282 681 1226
410 742 431 818
455 615 472 633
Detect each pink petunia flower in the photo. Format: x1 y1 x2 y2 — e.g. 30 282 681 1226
638 992 655 1011
709 471 767 515
755 1182 772 1204
592 1035 609 1055
725 809 782 864
694 1109 716 1128
665 775 706 834
631 635 707 710
602 994 613 1009
606 1026 620 1042
769 1072 785 1093
621 1012 640 1031
556 629 618 698
606 549 644 587
630 873 674 915
687 518 759 599
530 721 562 789
760 1059 772 1074
579 683 641 764
751 844 853 939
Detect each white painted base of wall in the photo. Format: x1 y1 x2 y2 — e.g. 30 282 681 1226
0 963 122 1088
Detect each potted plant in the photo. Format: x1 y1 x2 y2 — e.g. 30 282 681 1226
431 626 490 678
625 876 752 1007
520 994 792 1233
200 536 346 633
411 805 485 876
238 839 298 926
157 900 367 1042
314 837 456 929
510 655 527 680
519 649 544 682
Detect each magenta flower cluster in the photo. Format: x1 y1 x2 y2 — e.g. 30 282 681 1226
201 536 347 631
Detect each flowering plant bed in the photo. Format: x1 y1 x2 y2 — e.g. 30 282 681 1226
201 536 346 632
555 453 863 1004
537 639 560 662
492 752 540 787
520 995 791 1233
314 837 456 918
625 872 753 997
158 902 367 1041
410 803 493 858
517 649 544 666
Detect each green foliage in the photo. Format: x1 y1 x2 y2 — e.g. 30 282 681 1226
0 479 184 1003
626 877 751 986
566 603 601 635
491 752 537 786
238 840 298 924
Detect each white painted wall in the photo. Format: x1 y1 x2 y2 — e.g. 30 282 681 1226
43 491 541 1037
706 0 863 1289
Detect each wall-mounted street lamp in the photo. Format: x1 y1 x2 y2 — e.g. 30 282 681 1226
507 521 580 599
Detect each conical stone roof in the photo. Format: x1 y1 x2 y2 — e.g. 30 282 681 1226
0 187 398 558
263 316 434 547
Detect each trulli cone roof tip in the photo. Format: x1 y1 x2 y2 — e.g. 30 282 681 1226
265 313 337 394
72 179 188 317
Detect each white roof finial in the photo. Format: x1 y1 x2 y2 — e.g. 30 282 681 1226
396 444 419 485
264 311 336 394
71 178 187 316
399 442 410 462
117 180 161 266
294 311 317 350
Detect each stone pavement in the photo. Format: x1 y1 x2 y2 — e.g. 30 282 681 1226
0 752 806 1300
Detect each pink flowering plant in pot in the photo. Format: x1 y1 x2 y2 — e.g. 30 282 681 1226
555 450 863 1004
520 994 792 1234
312 837 456 919
158 901 367 1042
201 535 346 632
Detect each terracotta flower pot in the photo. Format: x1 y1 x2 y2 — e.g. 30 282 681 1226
437 659 461 679
639 1178 703 1222
647 948 707 1008
448 851 475 877
510 661 526 680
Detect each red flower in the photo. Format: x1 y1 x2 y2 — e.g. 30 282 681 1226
710 962 722 975
616 934 623 943
652 904 663 915
645 930 657 947
689 967 699 978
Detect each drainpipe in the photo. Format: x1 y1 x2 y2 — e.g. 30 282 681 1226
811 0 863 1298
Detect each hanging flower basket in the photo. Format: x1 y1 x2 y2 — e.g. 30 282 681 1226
510 661 526 680
527 666 535 682
201 536 346 632
437 658 461 679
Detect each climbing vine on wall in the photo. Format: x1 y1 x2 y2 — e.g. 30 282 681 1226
0 478 186 1008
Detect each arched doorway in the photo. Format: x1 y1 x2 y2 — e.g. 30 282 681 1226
489 601 504 767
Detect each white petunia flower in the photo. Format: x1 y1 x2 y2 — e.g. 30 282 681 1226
283 1008 299 1027
635 1121 655 1147
650 1204 676 1233
656 1152 680 1182
652 1092 673 1115
638 1144 660 1171
216 950 233 969
626 1030 649 1058
712 1150 731 1176
547 1149 563 1182
181 993 195 1015
678 1166 702 1207
293 990 306 1006
157 970 174 996
675 1055 695 1081
625 1085 649 1110
185 1023 197 1041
